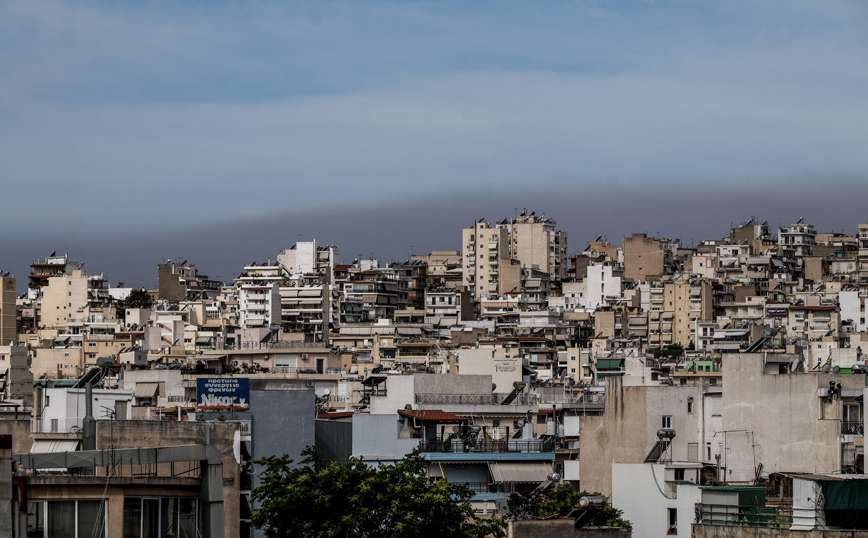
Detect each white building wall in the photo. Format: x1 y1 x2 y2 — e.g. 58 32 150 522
369 375 416 414
612 463 702 538
582 265 621 309
839 291 866 332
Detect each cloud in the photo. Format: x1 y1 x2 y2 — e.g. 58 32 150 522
0 0 866 241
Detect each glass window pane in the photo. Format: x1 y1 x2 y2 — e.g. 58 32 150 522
178 498 198 538
123 498 141 538
161 498 176 538
47 501 76 538
142 499 160 538
78 500 106 538
26 501 45 537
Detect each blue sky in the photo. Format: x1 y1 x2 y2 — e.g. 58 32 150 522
2 1 868 285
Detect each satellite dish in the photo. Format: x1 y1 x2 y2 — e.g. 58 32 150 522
322 389 331 397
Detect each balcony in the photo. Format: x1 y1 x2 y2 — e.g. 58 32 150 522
415 393 538 405
842 421 864 435
695 503 792 528
418 437 554 454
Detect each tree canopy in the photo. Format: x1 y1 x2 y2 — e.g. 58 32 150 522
252 448 506 538
506 484 631 528
116 288 154 321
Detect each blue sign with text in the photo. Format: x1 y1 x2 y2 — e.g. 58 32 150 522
197 377 250 410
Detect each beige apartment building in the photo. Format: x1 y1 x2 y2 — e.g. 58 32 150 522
462 221 511 301
859 223 868 287
0 276 15 345
509 212 568 280
623 233 676 282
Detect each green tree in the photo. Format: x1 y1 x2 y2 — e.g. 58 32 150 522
252 448 506 538
506 484 631 528
116 288 154 322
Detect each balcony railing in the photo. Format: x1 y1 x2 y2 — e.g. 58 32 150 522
415 393 539 406
419 438 554 454
695 503 792 528
842 421 864 435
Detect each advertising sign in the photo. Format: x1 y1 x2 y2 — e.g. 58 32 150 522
197 378 250 410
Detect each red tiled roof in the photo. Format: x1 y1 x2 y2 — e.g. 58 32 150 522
398 409 466 423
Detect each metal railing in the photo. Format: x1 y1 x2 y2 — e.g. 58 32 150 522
415 393 538 406
31 417 83 434
842 421 864 435
272 366 341 375
696 503 792 528
418 438 554 454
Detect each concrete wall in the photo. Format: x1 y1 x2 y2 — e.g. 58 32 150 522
0 419 32 454
510 520 631 538
692 526 868 538
369 375 416 414
458 349 520 393
612 463 701 538
722 353 866 481
95 420 241 538
579 378 648 497
351 413 418 461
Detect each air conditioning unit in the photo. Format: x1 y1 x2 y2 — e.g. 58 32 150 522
302 354 309 360
305 380 315 387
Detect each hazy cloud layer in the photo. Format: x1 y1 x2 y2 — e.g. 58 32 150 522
1 1 866 286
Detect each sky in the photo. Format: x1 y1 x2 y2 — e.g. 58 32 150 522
1 1 867 289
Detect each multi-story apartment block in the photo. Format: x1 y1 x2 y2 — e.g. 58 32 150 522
729 217 770 253
342 270 400 321
238 284 281 328
581 262 624 309
389 260 427 306
462 221 510 301
623 233 677 282
0 276 15 344
424 287 472 326
509 211 568 281
157 260 221 301
27 253 76 296
39 269 113 329
411 250 462 287
779 219 816 272
858 223 868 287
277 240 340 277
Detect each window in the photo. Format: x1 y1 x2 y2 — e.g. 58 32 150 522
687 443 699 462
679 378 687 386
674 468 685 481
687 398 694 414
707 442 712 461
123 497 197 538
662 415 672 428
537 414 547 425
27 500 106 538
668 508 677 534
711 395 722 416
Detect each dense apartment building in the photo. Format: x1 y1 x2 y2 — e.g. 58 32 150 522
462 220 511 301
157 260 221 301
622 233 677 281
509 211 568 281
0 276 15 345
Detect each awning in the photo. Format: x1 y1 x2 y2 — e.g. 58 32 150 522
595 359 624 370
30 439 80 454
488 461 553 483
134 382 159 398
196 336 212 344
